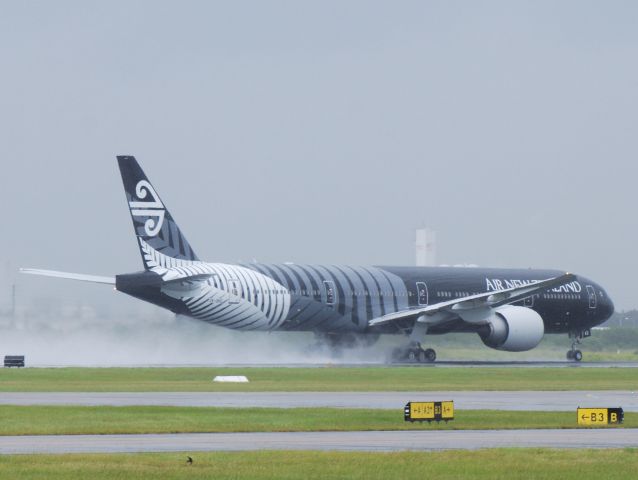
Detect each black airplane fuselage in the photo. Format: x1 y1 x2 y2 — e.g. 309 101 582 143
116 263 614 336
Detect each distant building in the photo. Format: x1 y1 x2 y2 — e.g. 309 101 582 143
415 227 436 267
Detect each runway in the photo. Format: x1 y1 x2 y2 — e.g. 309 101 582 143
2 391 636 411
29 361 638 368
1 428 637 454
422 361 638 368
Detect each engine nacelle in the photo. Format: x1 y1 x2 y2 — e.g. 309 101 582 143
479 305 545 352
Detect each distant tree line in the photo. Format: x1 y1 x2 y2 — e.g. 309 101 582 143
603 310 638 328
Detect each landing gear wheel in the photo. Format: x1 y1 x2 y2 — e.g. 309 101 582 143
423 348 436 363
567 331 586 363
387 345 436 364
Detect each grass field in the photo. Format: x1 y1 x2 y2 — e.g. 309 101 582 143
0 366 636 392
1 450 637 479
0 406 635 435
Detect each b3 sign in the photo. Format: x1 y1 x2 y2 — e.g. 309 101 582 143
577 407 623 426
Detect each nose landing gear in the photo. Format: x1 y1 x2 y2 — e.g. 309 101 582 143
566 330 590 362
566 348 583 362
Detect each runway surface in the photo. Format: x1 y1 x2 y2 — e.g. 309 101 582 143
30 361 638 368
2 391 636 411
2 428 637 454
419 361 638 368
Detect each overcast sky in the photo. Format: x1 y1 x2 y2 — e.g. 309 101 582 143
1 1 637 310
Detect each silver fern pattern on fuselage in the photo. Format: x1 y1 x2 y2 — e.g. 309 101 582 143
177 265 291 330
245 263 409 332
139 239 410 332
140 239 290 330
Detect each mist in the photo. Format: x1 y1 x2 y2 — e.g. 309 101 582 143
0 303 586 366
0 309 391 366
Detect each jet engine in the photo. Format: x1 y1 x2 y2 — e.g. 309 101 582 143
478 305 545 352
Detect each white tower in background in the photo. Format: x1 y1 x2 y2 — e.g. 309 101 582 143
415 227 436 267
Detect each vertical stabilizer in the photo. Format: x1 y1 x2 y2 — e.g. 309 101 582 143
117 156 199 268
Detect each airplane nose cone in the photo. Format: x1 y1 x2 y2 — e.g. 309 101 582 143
606 295 615 319
601 291 615 321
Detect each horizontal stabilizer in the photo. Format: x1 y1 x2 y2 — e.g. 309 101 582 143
20 268 115 285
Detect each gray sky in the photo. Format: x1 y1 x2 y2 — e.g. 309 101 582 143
1 1 637 310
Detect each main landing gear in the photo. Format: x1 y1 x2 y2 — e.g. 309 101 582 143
390 342 436 363
566 330 590 362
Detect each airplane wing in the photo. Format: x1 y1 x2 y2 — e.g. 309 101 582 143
369 272 576 327
20 268 115 285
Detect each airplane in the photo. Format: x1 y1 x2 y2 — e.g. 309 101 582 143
21 156 615 363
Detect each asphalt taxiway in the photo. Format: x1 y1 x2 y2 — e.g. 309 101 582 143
1 428 637 454
2 391 636 411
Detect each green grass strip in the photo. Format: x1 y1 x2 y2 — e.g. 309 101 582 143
1 450 638 479
0 406 636 435
1 366 637 392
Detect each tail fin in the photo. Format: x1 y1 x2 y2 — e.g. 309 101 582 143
117 156 199 269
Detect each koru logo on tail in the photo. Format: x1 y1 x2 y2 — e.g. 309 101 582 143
128 180 165 237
